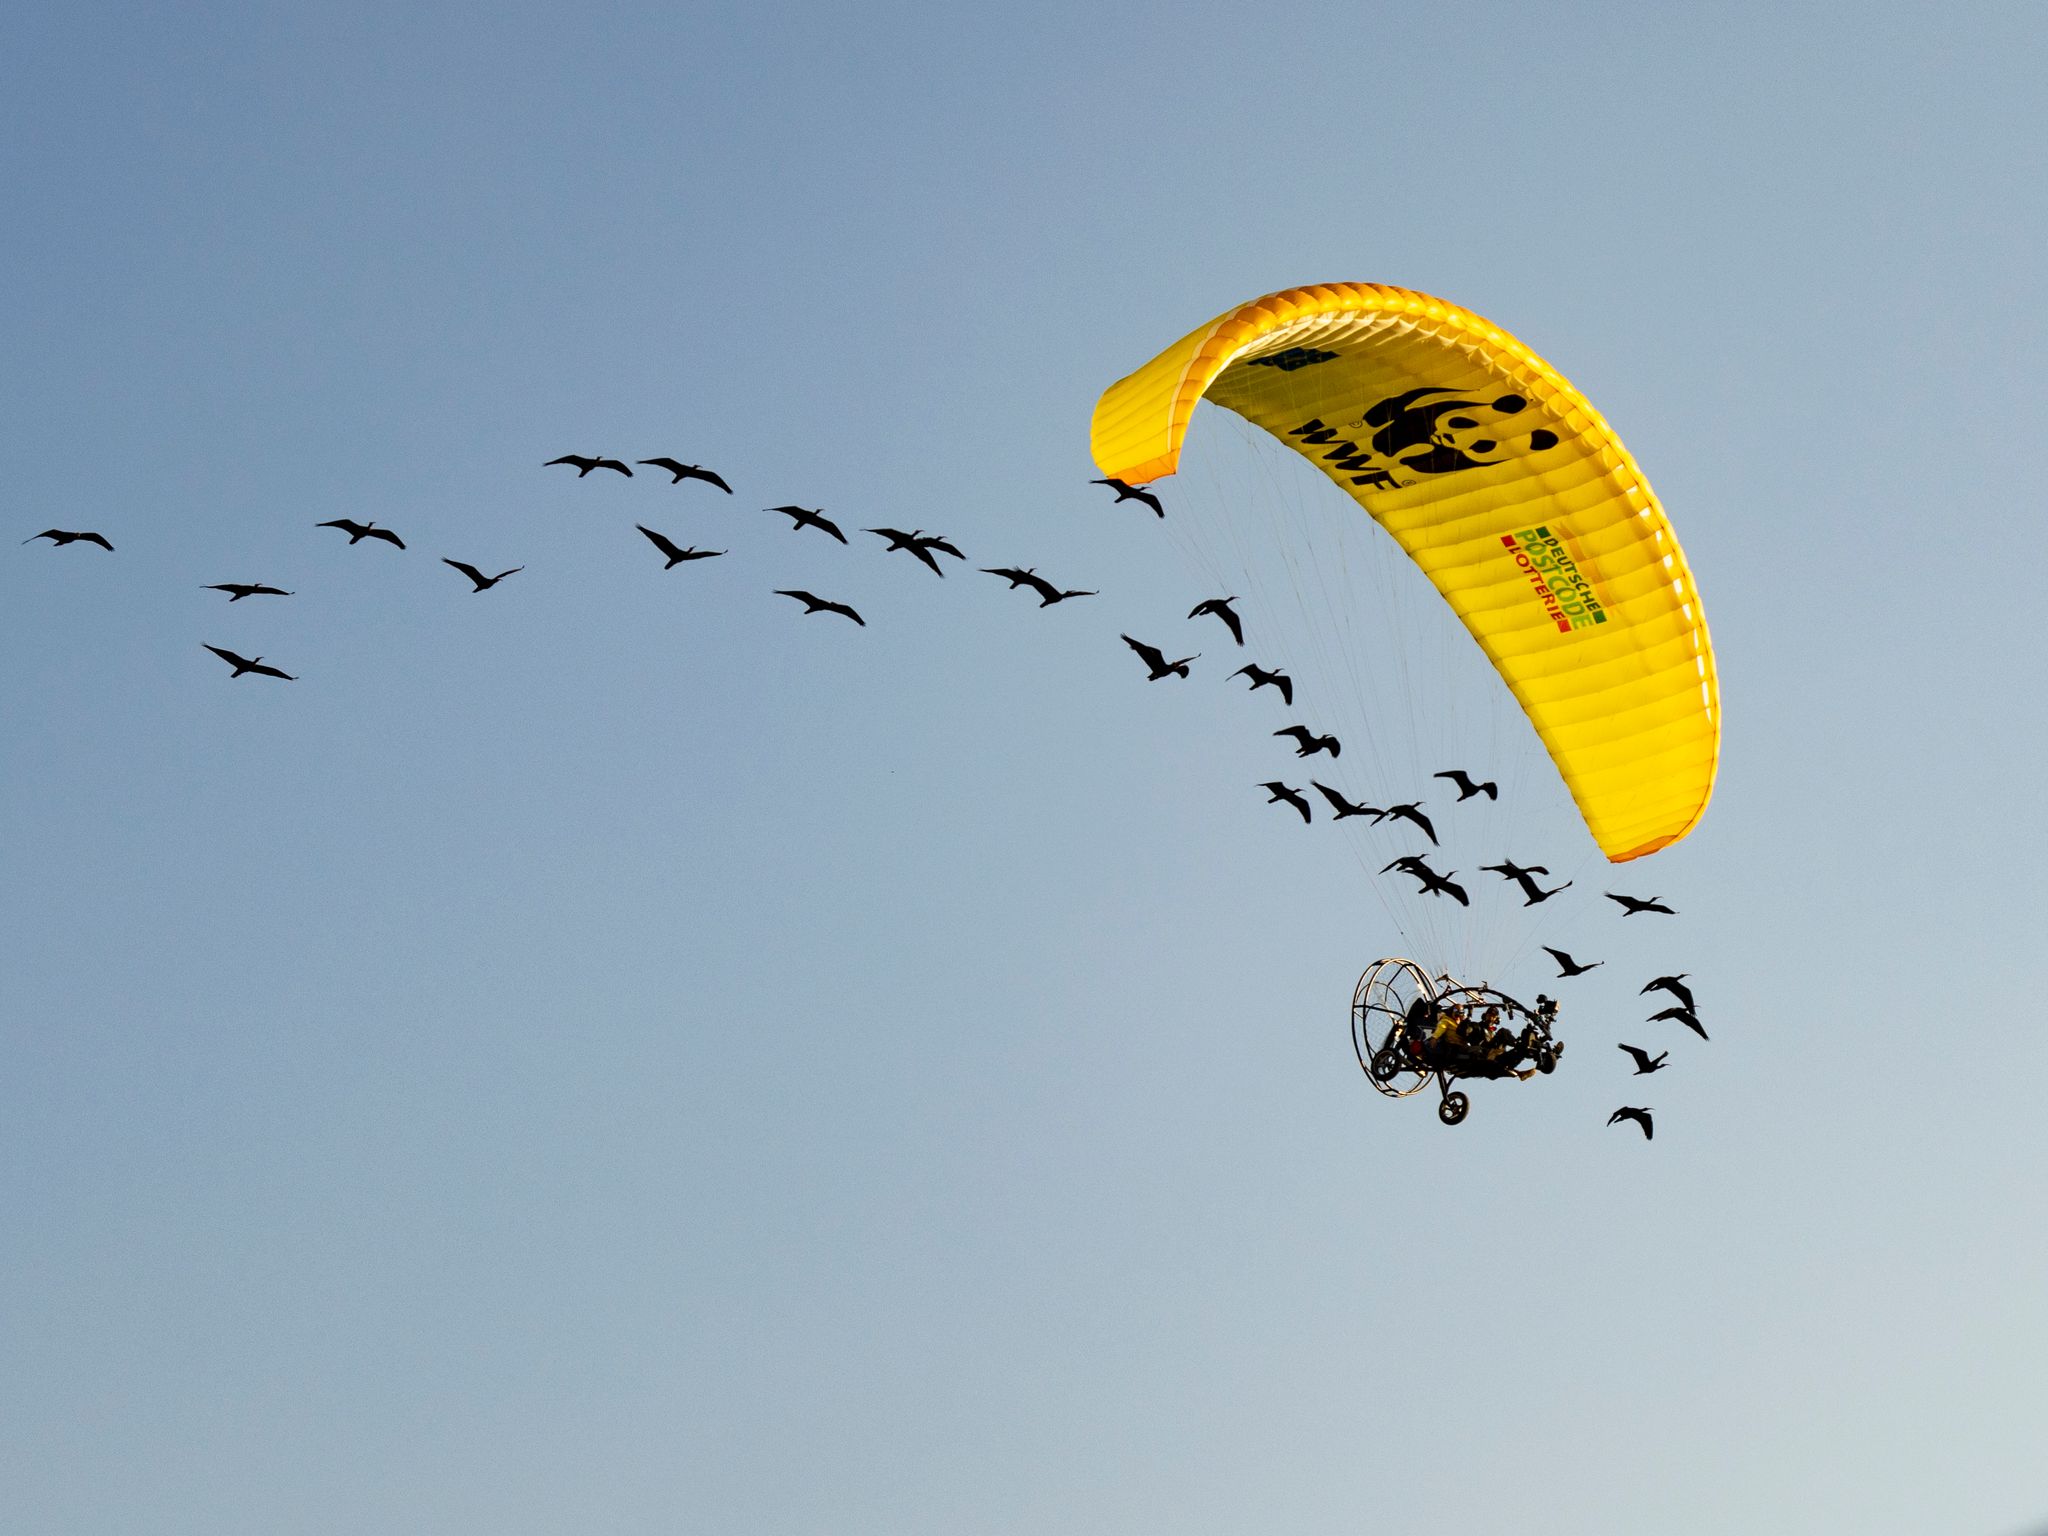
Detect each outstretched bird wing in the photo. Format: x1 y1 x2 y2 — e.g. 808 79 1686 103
1121 634 1168 671
1608 1107 1654 1139
1093 477 1165 516
637 524 686 561
1643 975 1696 1011
1386 804 1435 843
1311 782 1369 817
1261 782 1310 822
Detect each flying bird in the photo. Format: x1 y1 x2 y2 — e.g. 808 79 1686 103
316 519 405 549
1121 634 1196 681
545 455 632 477
1384 857 1468 905
1311 782 1378 820
980 567 1094 606
866 527 966 576
1274 725 1340 758
1642 974 1696 1012
1649 1005 1709 1041
1188 596 1244 646
203 644 296 680
1376 802 1437 845
24 528 114 550
1607 1106 1654 1140
1417 867 1470 906
1260 782 1311 823
639 458 732 492
1232 664 1293 705
1542 946 1603 978
1434 769 1498 801
775 589 864 626
442 559 524 592
204 583 292 601
1617 1044 1669 1075
636 525 724 568
766 506 848 543
1607 891 1678 916
1090 477 1164 516
1481 860 1572 906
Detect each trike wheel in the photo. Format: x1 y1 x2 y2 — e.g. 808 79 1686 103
1437 1091 1470 1126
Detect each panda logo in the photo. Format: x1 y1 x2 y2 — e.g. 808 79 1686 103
1354 387 1559 478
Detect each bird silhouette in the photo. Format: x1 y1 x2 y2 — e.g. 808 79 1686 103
204 644 296 680
636 525 724 568
866 527 965 576
1091 477 1164 516
1608 1106 1654 1140
1121 634 1196 681
442 559 524 592
1649 1005 1709 1041
1618 1044 1669 1075
1274 725 1340 758
1311 782 1378 819
316 519 405 549
766 506 848 543
1607 892 1678 916
25 528 114 550
1542 945 1603 977
1480 860 1572 906
1260 782 1312 823
1232 663 1293 705
545 455 632 477
1188 596 1244 645
1642 974 1696 1012
1383 856 1468 905
1434 769 1498 801
1417 867 1470 906
775 589 864 626
981 567 1094 605
639 458 732 491
1376 802 1437 844
205 583 292 601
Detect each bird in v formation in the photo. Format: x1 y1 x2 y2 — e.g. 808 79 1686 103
26 528 114 550
205 583 292 601
982 567 1094 606
1189 596 1244 645
317 518 405 549
639 458 731 491
443 560 524 592
204 644 295 680
1122 634 1196 681
1091 477 1163 517
637 525 724 568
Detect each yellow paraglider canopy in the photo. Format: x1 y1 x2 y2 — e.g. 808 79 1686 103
1091 283 1718 862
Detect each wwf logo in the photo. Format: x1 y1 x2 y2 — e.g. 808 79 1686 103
1248 346 1338 372
1290 387 1560 492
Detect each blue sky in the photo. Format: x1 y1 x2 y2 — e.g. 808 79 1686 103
5 3 2046 1532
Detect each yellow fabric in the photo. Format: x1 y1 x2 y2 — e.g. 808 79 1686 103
1090 283 1718 862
